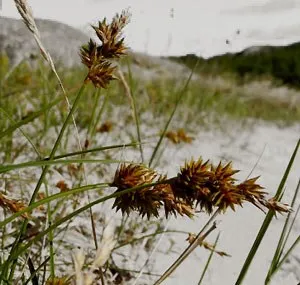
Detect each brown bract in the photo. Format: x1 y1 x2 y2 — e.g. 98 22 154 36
0 193 29 219
110 158 291 219
80 10 130 88
111 165 193 219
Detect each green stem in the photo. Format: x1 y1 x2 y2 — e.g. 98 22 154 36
154 210 219 285
1 84 86 283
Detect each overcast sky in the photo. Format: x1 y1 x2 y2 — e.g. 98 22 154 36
2 0 300 57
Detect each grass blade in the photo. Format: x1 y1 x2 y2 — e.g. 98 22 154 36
0 183 108 229
154 211 219 285
265 178 300 283
0 158 125 174
2 181 171 263
235 138 300 285
148 59 199 167
48 142 139 160
0 97 62 140
198 233 220 285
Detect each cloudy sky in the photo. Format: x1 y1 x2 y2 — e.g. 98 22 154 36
2 0 300 57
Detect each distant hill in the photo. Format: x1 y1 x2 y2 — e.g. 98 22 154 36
0 16 89 67
169 42 300 88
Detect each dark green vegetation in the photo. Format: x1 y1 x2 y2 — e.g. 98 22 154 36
169 42 300 88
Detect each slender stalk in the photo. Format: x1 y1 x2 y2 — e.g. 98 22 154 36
271 235 300 278
148 58 199 167
91 89 109 139
0 183 108 229
6 180 173 261
154 210 219 285
198 233 220 285
1 84 86 282
265 178 300 283
117 68 144 162
235 139 299 285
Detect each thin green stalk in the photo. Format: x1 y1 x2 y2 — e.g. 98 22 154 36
271 234 300 278
148 59 199 167
113 230 188 251
154 210 219 285
265 204 300 284
278 179 300 260
48 142 139 160
0 84 86 282
0 183 108 229
44 183 55 279
265 178 300 283
117 67 144 162
0 107 44 159
235 138 299 285
91 89 109 139
0 97 62 140
3 180 173 263
198 233 220 285
23 257 51 285
0 158 123 174
126 61 144 163
87 88 101 139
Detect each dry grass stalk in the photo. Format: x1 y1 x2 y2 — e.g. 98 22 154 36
187 233 230 257
13 0 85 170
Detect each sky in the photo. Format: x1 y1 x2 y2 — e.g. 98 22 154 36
2 0 300 57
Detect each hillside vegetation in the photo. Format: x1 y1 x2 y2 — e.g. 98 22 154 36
169 42 300 88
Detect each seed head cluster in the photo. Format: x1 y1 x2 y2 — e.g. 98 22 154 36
80 10 130 88
0 193 29 219
111 158 291 219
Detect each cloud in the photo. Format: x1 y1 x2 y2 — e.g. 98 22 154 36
227 0 298 15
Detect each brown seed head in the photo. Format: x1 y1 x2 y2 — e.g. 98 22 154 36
46 277 70 285
0 193 29 219
84 61 116 88
263 197 293 215
80 10 130 88
111 164 160 218
174 158 212 203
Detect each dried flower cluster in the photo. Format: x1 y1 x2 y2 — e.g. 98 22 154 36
111 158 292 219
0 193 29 218
80 10 130 88
186 233 230 257
111 164 193 219
165 128 193 144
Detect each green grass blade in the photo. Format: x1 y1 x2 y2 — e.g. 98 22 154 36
198 233 220 285
0 183 108 229
265 178 300 283
272 233 300 278
125 60 144 163
0 85 87 282
0 107 42 159
0 158 125 174
23 256 51 285
154 210 219 285
279 179 300 259
148 59 199 167
235 138 300 285
0 98 62 140
113 230 188 251
4 181 170 262
266 204 300 283
49 142 139 160
87 88 101 138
